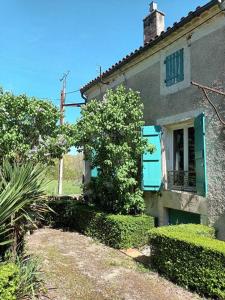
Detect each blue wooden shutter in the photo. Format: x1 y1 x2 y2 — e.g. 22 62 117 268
142 126 162 191
177 48 184 82
194 113 207 196
91 150 98 178
165 48 184 86
91 166 98 178
165 57 169 86
171 52 176 85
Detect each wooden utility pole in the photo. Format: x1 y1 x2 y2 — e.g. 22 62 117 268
58 71 69 195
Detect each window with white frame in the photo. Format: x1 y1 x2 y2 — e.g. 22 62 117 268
167 125 196 192
142 114 207 196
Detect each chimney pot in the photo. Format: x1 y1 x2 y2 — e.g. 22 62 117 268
150 2 157 12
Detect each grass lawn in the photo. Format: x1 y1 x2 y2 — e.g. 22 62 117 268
45 179 81 196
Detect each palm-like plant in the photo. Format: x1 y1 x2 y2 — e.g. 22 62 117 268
0 161 49 256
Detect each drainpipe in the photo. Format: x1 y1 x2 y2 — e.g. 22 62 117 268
81 91 87 104
80 90 87 188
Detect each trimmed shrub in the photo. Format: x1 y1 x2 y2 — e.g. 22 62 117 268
0 263 19 300
47 200 100 230
47 200 155 249
149 224 225 299
87 214 155 249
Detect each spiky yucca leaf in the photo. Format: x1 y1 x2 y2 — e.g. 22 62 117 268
0 161 48 248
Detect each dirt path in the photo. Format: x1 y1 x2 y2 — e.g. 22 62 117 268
27 228 202 300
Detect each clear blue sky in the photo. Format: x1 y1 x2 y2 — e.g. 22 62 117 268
0 0 208 126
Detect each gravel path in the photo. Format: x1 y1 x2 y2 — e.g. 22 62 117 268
27 228 202 300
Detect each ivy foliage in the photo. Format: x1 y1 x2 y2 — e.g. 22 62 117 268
149 225 225 299
75 85 154 214
0 88 76 164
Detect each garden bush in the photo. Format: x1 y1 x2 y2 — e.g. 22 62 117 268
0 263 19 300
149 224 225 299
47 200 155 249
0 257 43 300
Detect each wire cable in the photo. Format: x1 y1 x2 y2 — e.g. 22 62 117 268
65 89 80 95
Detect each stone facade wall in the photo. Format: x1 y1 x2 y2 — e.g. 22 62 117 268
84 12 225 239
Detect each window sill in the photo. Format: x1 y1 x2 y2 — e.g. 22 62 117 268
162 189 207 201
167 186 197 193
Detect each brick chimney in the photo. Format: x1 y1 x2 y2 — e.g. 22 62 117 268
143 2 165 45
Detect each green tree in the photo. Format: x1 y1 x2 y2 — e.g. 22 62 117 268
0 88 76 165
75 85 153 214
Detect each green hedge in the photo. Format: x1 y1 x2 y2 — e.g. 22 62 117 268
47 200 155 249
0 263 19 300
149 224 225 299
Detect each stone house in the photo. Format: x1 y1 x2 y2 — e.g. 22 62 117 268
80 0 225 239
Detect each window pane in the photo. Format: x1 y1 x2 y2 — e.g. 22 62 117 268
188 127 196 187
173 129 184 171
188 127 195 172
168 127 196 192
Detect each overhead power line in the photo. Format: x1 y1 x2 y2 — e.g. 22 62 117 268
38 89 80 102
65 89 80 95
